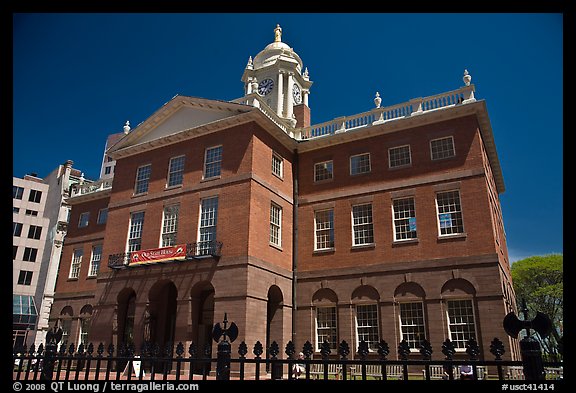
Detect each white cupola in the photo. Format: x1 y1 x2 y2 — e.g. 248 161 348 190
241 25 313 127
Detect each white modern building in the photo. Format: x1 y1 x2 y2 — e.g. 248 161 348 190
12 161 86 350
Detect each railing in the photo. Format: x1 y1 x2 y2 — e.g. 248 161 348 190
12 337 563 381
70 178 113 198
299 85 475 140
232 94 291 134
107 241 223 269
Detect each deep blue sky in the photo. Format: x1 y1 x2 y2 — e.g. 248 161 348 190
13 13 563 262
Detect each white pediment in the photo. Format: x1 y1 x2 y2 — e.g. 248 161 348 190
137 105 238 144
108 96 253 155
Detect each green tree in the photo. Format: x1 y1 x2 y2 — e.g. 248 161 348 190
511 254 563 360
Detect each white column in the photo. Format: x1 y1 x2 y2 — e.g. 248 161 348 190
286 72 294 120
303 89 309 106
246 78 253 95
276 71 284 117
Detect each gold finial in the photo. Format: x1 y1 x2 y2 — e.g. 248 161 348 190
274 24 282 42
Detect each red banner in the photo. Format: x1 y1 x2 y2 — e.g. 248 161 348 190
130 244 186 265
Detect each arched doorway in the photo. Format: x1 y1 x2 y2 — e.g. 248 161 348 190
190 282 215 374
266 285 284 371
148 281 178 349
117 289 136 348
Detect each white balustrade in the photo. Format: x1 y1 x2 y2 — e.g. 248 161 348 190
71 178 113 198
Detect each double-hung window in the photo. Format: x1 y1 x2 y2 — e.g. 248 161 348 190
352 204 374 246
127 212 145 252
204 146 222 179
446 299 477 350
198 197 218 255
393 198 417 241
316 306 337 351
88 245 102 277
167 156 185 187
399 302 426 350
134 164 152 194
436 190 464 236
69 249 83 279
314 209 334 250
269 203 282 247
356 304 379 351
161 205 179 247
272 153 283 178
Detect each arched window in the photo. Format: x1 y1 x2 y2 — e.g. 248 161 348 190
59 306 74 349
312 288 338 351
441 278 477 351
78 305 93 346
351 285 380 351
394 282 427 351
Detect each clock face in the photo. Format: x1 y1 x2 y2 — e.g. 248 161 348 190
293 83 302 104
258 78 274 96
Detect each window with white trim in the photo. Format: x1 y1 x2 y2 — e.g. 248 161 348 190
269 203 282 247
161 205 179 247
17 270 33 285
134 164 152 194
69 249 83 279
28 189 42 203
127 212 145 252
350 153 371 175
27 225 42 240
389 145 412 168
436 190 464 235
352 204 374 246
356 304 379 351
430 136 455 160
13 222 23 237
393 197 417 241
97 208 108 225
314 160 333 182
316 306 337 351
88 245 102 277
204 146 222 179
13 186 24 199
446 299 477 349
23 247 38 262
399 302 426 350
314 209 334 250
78 212 90 228
167 155 185 187
198 197 218 255
272 153 283 178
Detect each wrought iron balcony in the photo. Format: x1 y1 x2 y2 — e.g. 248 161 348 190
108 241 223 269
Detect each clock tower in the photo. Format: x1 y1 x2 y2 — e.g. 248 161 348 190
241 25 312 127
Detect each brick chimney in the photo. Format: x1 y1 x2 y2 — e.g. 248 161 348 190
293 104 310 128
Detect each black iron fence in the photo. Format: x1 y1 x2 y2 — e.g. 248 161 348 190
12 337 563 382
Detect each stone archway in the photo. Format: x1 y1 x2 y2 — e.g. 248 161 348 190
266 285 284 370
148 280 178 350
190 281 215 374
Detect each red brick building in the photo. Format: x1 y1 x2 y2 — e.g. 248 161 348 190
50 26 519 364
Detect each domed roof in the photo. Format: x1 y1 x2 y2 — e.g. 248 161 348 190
252 24 303 70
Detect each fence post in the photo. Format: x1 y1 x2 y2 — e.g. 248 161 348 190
503 299 551 381
40 326 63 381
216 338 231 380
519 336 545 380
212 313 238 381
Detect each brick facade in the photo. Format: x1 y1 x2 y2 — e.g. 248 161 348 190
50 93 519 366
